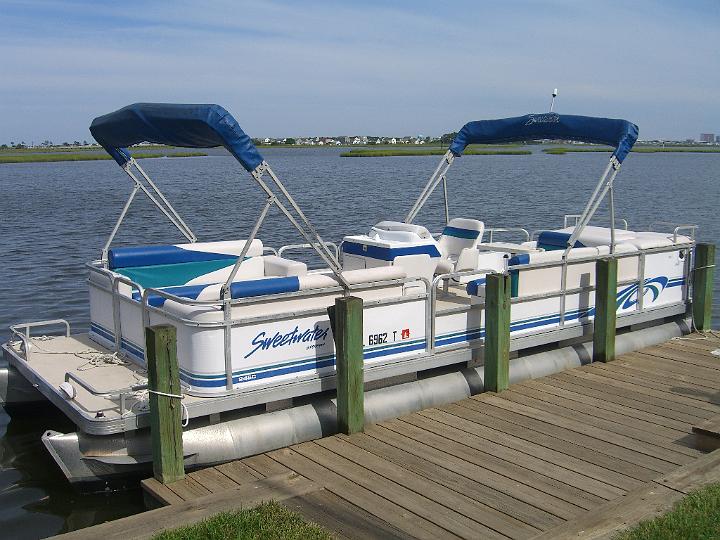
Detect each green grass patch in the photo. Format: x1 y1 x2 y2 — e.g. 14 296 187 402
0 151 207 164
544 146 720 155
614 483 720 540
152 501 332 540
341 148 531 157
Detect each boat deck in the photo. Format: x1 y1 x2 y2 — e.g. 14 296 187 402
126 332 720 540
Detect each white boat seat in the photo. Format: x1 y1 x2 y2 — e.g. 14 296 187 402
435 218 484 274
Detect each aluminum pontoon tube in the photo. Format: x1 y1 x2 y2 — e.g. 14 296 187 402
42 319 690 486
0 364 45 406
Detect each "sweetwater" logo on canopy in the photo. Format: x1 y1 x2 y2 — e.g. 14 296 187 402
245 325 331 359
525 113 560 125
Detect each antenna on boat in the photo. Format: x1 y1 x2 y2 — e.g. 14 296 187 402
550 88 558 112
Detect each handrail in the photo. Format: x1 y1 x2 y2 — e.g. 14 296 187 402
9 319 71 361
563 214 629 230
429 268 499 352
278 242 339 261
64 371 148 415
485 227 531 243
649 222 698 242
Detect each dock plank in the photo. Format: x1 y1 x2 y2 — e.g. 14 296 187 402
268 447 462 540
165 475 211 501
420 406 642 492
476 394 683 470
188 466 239 493
317 435 539 539
554 370 714 419
293 440 506 540
438 401 657 483
543 371 707 424
280 489 415 540
582 363 720 412
499 389 701 458
408 410 625 500
337 430 562 531
214 460 262 485
512 381 692 440
376 420 590 517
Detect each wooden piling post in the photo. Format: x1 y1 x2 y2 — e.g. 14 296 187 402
330 296 364 434
693 243 716 332
146 324 185 484
593 258 618 363
485 273 511 392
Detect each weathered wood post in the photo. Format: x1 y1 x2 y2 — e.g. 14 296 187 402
693 243 716 332
485 273 511 392
145 324 185 484
329 296 364 434
593 257 618 363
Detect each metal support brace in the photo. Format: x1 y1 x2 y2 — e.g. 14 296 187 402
442 175 450 225
103 183 140 264
102 159 198 264
559 156 621 324
250 163 349 288
405 151 455 223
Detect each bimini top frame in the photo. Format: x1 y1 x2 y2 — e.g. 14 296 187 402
90 103 349 290
405 112 639 254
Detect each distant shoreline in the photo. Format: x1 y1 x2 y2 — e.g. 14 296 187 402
0 151 207 164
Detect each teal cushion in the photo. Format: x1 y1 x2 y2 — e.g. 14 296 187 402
116 258 238 289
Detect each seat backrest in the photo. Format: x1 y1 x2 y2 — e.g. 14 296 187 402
437 218 484 258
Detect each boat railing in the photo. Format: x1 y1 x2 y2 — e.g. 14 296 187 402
563 214 629 230
485 227 531 244
63 372 149 415
648 222 698 243
9 319 71 361
85 238 695 396
278 241 339 262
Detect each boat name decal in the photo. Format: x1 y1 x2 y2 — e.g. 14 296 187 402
245 325 331 359
525 113 560 125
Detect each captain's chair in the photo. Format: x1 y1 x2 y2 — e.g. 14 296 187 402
435 218 485 275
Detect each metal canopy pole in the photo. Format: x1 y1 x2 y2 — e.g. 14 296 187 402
264 164 342 271
609 183 616 255
132 159 197 243
564 157 620 250
221 197 273 295
102 183 140 265
442 175 450 225
559 156 621 325
405 151 455 224
250 164 350 289
123 165 196 242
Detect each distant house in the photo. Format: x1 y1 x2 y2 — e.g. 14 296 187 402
390 138 397 144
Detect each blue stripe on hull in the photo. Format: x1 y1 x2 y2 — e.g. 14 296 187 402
89 274 686 389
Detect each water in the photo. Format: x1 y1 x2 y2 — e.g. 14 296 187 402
0 147 718 537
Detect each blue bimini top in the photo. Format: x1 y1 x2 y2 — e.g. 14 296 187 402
449 113 639 163
89 103 264 172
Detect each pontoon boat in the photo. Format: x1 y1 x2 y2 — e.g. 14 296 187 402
1 104 696 487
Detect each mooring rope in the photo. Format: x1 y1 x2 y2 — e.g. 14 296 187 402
147 389 189 427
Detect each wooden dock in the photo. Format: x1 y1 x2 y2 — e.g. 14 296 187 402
57 332 720 540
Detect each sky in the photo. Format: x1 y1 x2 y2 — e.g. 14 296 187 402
1 0 719 143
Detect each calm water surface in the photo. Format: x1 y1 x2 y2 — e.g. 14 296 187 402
1 147 718 537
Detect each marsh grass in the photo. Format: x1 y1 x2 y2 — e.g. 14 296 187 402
151 501 332 540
